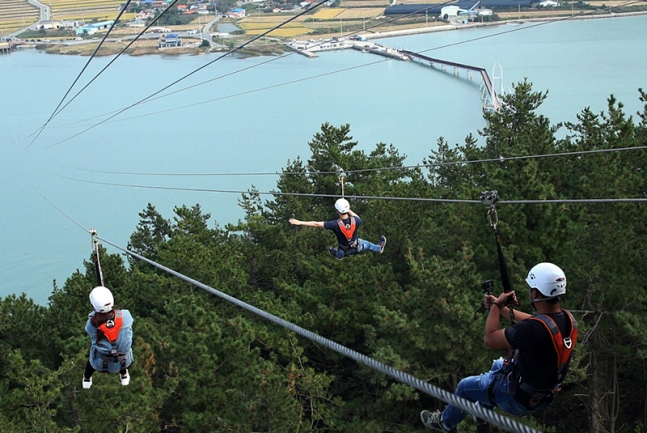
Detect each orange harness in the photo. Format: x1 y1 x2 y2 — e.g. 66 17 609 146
528 309 578 380
96 310 127 372
336 217 356 242
336 217 358 251
505 309 578 411
98 309 124 343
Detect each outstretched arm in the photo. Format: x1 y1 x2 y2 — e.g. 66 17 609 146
289 218 324 228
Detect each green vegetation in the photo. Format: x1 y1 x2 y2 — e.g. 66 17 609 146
0 82 646 432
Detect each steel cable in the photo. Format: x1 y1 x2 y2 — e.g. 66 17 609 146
98 234 542 433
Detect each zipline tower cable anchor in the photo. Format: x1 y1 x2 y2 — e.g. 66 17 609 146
338 167 346 198
480 190 516 324
90 228 105 287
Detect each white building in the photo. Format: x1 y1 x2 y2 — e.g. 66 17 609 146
440 5 460 19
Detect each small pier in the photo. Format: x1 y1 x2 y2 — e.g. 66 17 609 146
0 40 16 53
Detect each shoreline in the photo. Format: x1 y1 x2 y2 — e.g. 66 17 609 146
352 9 647 41
28 9 647 57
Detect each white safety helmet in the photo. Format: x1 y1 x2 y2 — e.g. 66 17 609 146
335 198 350 214
525 262 567 298
89 286 114 313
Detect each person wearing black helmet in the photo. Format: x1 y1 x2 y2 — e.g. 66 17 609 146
421 262 578 433
289 198 386 260
82 286 134 389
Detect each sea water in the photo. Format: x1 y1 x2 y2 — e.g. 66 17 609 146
1 15 645 304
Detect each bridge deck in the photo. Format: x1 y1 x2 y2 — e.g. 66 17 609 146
401 50 500 111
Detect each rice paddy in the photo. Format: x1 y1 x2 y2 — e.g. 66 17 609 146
310 8 345 19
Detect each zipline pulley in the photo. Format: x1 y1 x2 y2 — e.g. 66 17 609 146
90 228 105 287
338 167 346 198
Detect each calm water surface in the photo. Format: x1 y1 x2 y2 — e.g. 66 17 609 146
1 15 646 304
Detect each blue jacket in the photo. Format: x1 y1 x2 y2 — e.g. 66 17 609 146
86 309 134 373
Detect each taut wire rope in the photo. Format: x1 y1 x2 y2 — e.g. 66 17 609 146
29 185 543 433
96 234 541 433
45 0 460 131
51 173 647 204
64 145 647 177
26 0 136 148
44 0 340 149
42 0 645 136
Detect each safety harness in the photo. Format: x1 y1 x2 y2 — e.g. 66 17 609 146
336 217 359 252
96 309 128 372
90 229 128 372
498 309 578 411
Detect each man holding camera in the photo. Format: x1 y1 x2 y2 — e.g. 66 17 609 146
421 262 578 433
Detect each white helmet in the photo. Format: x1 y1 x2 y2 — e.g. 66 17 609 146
335 198 350 214
89 286 114 313
526 262 566 298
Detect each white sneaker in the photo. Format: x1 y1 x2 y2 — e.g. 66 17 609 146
120 370 130 386
82 377 92 389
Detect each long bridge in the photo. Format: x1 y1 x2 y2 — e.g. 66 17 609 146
287 38 502 111
401 50 501 111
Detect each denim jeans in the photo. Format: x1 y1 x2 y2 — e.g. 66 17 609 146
336 238 381 258
441 357 529 430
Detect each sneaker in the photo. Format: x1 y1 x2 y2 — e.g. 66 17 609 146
328 247 343 260
378 235 387 253
120 370 130 386
82 376 92 389
420 410 456 433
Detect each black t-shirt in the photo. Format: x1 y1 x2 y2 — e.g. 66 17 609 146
323 216 362 246
504 311 571 391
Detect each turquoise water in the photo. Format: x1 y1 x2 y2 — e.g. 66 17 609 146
1 15 646 304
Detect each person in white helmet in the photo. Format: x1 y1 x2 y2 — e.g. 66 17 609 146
421 262 578 433
288 198 386 260
82 286 134 389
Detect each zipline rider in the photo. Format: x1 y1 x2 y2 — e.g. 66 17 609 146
82 286 134 389
421 262 578 433
289 198 386 260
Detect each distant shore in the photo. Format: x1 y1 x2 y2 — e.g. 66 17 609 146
31 9 647 57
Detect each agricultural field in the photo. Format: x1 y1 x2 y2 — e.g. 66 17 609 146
336 8 385 18
238 20 314 37
310 8 346 19
0 0 39 35
49 0 127 22
340 0 389 6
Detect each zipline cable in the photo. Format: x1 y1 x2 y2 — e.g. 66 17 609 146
65 145 647 177
45 0 645 134
51 173 647 204
26 0 137 147
30 185 542 433
96 233 542 433
44 0 339 149
45 1 459 131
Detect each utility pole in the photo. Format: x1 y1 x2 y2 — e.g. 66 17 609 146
426 10 428 26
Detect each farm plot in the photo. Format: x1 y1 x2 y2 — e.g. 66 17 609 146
340 0 389 7
239 20 314 37
0 0 39 34
336 8 384 18
310 8 345 19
